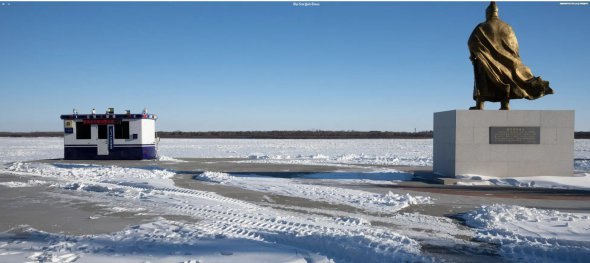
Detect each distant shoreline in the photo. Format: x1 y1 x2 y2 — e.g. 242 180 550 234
1 131 589 139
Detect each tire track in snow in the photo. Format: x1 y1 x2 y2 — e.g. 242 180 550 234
97 180 432 262
3 162 433 262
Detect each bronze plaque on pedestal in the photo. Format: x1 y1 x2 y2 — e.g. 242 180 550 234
489 127 540 144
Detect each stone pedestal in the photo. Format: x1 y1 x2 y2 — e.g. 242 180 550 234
433 110 574 178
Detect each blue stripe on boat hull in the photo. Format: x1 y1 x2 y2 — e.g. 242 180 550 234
64 146 156 160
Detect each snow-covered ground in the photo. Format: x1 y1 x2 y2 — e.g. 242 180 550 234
0 138 447 262
1 137 590 262
196 171 431 214
0 219 333 263
456 173 590 190
463 205 590 262
3 161 439 262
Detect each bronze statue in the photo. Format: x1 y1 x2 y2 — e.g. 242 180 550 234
468 1 553 110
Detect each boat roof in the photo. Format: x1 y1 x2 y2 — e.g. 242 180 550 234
60 114 157 120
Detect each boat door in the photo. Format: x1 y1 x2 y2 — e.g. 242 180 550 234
96 124 114 156
97 138 108 155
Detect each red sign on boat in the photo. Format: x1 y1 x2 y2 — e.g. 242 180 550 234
83 119 121 125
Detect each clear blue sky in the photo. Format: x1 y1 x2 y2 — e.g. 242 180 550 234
1 2 589 132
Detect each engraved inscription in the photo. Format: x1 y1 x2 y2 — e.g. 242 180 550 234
489 127 540 144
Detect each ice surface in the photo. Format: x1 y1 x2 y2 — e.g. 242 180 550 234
300 170 414 181
1 137 588 170
577 159 590 171
157 138 434 166
575 139 590 159
0 137 62 164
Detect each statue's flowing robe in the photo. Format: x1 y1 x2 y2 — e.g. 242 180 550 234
468 17 552 102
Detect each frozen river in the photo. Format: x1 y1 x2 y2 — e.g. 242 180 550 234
1 137 589 170
0 137 589 262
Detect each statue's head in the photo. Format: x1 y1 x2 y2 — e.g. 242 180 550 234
486 1 499 20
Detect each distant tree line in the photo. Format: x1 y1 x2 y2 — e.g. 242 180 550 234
577 131 590 139
2 131 590 139
156 130 434 139
0 132 62 137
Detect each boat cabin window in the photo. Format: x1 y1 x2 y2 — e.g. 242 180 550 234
115 121 130 139
75 122 91 139
98 125 107 139
96 122 129 139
